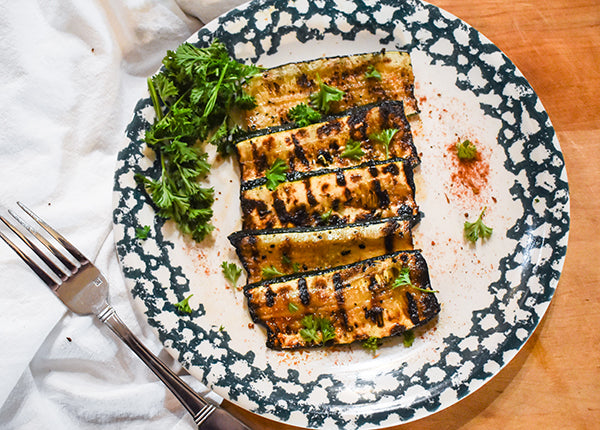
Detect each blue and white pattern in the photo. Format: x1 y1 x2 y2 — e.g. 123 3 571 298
112 1 569 428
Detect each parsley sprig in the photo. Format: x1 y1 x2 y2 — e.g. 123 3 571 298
300 315 336 344
265 158 288 191
456 139 477 160
362 336 382 354
464 207 493 242
310 74 345 114
392 267 439 293
262 265 285 279
341 139 365 160
364 65 382 80
221 261 243 287
174 294 193 314
136 40 261 242
288 103 321 127
369 128 398 158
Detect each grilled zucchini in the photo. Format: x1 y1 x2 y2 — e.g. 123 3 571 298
245 250 439 349
236 101 418 183
240 159 418 230
242 51 418 131
229 217 415 283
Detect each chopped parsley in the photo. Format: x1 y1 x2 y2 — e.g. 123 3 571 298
456 139 477 160
174 294 193 314
300 315 336 344
135 225 151 240
261 265 285 279
403 330 415 347
341 139 365 160
392 267 439 293
310 74 345 114
364 65 382 80
288 103 321 127
464 207 493 242
288 302 299 313
320 208 333 223
362 336 382 353
221 261 242 287
265 158 288 191
369 128 398 158
136 40 262 242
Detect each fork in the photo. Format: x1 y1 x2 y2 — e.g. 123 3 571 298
0 202 252 430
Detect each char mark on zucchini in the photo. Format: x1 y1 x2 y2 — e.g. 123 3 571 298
240 159 418 230
236 100 419 183
242 51 419 131
228 217 416 283
244 250 439 349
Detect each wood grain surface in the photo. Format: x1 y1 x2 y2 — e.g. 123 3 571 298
222 1 600 428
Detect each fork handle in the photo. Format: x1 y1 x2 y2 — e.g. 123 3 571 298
97 305 251 429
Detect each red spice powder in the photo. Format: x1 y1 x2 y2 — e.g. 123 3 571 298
447 140 490 202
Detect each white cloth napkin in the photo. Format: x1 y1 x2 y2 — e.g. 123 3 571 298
0 0 245 428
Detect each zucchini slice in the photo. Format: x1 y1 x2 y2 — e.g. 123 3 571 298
245 250 439 349
229 217 415 283
240 159 418 230
236 101 419 183
242 51 418 131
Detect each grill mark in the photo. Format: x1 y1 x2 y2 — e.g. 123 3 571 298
383 163 400 176
336 171 346 186
332 273 349 330
373 180 390 208
405 291 420 324
298 277 310 305
365 275 385 327
265 286 276 307
383 219 399 253
368 166 379 177
304 179 318 207
317 120 342 138
292 134 310 168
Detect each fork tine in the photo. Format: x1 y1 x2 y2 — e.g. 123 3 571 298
0 215 69 283
0 229 58 287
17 202 88 264
8 208 78 272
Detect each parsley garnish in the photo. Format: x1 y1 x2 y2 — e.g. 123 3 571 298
288 302 299 313
282 255 301 272
403 330 415 347
136 40 261 242
310 74 345 114
135 225 151 240
364 65 382 80
362 336 382 353
288 103 321 127
262 265 285 279
221 261 242 287
320 209 333 223
392 267 439 293
299 315 336 344
464 207 493 242
174 294 193 314
341 139 365 160
456 139 477 160
369 128 398 158
265 158 288 191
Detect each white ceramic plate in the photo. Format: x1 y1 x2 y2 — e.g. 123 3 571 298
113 0 570 428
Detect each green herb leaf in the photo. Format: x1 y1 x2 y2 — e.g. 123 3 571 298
262 265 285 279
464 207 493 242
299 315 336 344
456 139 477 160
221 261 242 287
341 139 365 160
135 225 151 240
138 40 262 243
288 302 299 313
403 330 415 347
174 294 193 314
288 103 321 127
369 128 398 158
309 74 345 114
364 65 382 81
392 267 438 293
265 158 288 191
320 209 333 223
362 336 382 353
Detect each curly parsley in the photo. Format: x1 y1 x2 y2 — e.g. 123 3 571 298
310 74 345 114
392 267 439 293
362 336 382 353
464 207 493 242
369 128 398 158
261 265 285 279
456 139 477 160
300 315 336 344
364 65 382 80
221 261 242 287
341 139 365 160
288 103 321 127
174 294 193 314
265 158 288 191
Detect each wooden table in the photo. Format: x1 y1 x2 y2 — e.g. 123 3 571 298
222 1 600 428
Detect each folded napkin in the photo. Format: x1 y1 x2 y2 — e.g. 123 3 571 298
0 0 245 428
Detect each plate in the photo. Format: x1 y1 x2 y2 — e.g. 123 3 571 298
112 0 570 428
